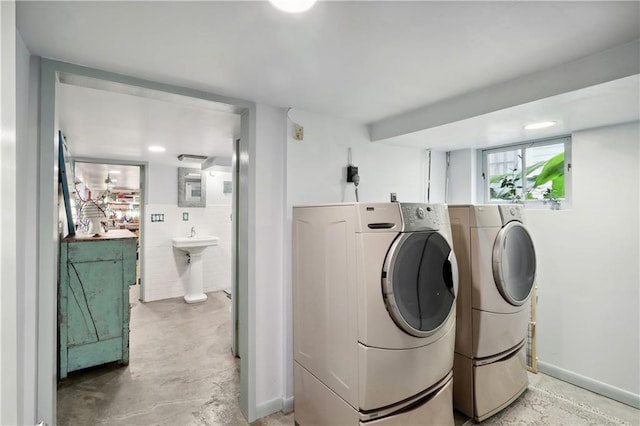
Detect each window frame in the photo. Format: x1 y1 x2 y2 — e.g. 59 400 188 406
481 136 572 208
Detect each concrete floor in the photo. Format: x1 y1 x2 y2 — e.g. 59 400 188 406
58 291 639 425
57 291 292 425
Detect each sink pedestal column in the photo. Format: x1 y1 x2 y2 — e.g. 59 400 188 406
172 235 218 304
185 251 207 304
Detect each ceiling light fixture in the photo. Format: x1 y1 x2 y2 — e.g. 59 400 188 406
269 0 317 13
524 121 557 130
104 173 117 189
148 145 166 152
177 154 208 162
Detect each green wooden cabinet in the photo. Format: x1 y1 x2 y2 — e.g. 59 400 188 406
58 230 137 379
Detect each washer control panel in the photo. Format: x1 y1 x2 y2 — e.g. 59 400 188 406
399 203 446 232
498 204 525 224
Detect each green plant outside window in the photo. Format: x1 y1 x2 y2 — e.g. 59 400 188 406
484 138 570 205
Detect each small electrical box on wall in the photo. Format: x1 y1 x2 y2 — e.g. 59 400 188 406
347 165 358 183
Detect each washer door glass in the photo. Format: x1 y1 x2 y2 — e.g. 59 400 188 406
492 221 536 306
383 232 457 337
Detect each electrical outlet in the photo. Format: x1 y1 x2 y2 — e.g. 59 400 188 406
294 124 304 140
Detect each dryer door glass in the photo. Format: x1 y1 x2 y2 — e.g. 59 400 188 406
493 222 536 306
383 232 457 337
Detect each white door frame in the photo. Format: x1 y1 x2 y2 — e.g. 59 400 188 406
37 59 258 424
231 137 240 357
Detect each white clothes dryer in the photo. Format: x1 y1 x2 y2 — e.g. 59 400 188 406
448 204 536 421
293 203 458 425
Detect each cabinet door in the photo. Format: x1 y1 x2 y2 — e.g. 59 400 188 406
66 259 124 347
61 240 129 376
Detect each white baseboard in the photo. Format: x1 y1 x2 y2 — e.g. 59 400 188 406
283 396 294 414
255 397 284 420
537 361 640 409
254 396 295 420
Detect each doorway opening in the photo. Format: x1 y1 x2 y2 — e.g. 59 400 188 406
38 60 256 424
73 161 144 300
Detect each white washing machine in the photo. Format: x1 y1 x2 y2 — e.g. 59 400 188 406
293 203 458 425
448 204 536 421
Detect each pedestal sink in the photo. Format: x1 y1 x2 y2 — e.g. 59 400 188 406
172 235 219 303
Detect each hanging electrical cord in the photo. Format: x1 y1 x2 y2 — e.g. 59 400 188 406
445 151 451 203
426 149 432 203
353 173 360 202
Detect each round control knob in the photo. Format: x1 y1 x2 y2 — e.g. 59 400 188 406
416 207 426 219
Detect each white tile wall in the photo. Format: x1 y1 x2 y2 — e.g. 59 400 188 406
142 204 232 302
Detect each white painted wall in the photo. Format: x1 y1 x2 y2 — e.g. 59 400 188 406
0 2 18 424
206 171 233 205
143 171 233 302
16 29 38 426
143 204 232 302
427 150 447 203
287 110 427 205
284 108 427 403
147 162 177 205
446 148 478 204
447 121 640 406
528 122 639 405
253 104 287 417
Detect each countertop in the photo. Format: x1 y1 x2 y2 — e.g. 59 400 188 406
63 229 138 242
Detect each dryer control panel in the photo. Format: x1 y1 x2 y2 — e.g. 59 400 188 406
399 203 446 232
498 204 525 225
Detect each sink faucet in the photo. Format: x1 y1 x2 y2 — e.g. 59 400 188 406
190 226 196 238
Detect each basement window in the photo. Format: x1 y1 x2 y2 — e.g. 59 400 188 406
482 136 571 208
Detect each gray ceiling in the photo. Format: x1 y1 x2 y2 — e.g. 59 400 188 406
16 1 640 169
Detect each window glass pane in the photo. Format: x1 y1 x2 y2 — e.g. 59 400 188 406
484 138 568 205
524 143 565 201
487 149 523 202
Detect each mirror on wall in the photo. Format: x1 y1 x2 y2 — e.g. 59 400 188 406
178 167 206 207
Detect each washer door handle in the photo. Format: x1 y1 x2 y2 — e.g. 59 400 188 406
368 222 396 229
